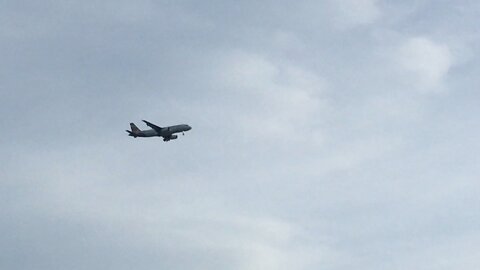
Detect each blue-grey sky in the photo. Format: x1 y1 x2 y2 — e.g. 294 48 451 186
2 1 480 269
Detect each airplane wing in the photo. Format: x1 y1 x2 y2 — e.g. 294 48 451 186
142 120 163 132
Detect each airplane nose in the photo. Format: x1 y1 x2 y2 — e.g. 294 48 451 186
187 125 192 130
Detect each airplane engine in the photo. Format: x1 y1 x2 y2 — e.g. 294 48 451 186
163 135 178 142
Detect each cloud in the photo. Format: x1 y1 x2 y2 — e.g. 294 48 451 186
2 1 480 270
213 51 327 145
396 37 453 91
5 146 329 270
329 0 381 27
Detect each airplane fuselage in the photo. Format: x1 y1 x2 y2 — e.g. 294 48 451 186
137 124 191 138
127 121 191 141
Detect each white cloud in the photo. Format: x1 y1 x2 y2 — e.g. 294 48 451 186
396 37 453 91
329 0 381 27
16 147 328 270
271 31 306 52
214 51 327 145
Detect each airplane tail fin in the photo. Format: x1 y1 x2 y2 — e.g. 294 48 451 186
130 123 141 133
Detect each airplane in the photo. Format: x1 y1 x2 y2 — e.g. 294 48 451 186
126 120 192 141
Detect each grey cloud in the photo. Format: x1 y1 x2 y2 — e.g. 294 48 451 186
2 1 480 269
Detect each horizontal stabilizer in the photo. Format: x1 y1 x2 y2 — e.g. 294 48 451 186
126 130 137 137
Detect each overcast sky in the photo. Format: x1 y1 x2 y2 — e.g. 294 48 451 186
2 1 480 269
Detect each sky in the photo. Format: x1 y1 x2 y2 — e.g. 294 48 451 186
1 1 480 269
